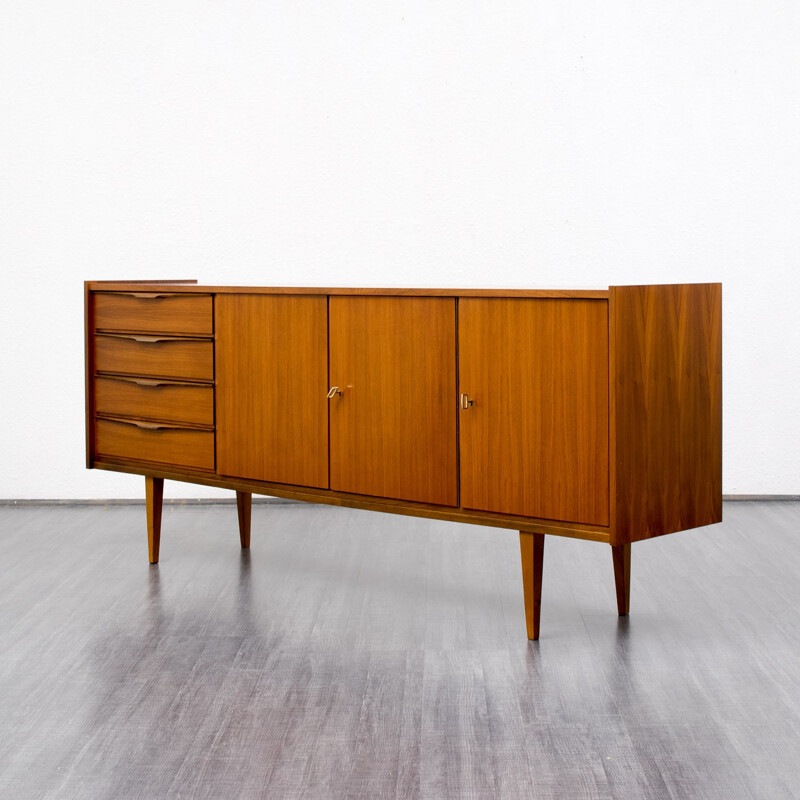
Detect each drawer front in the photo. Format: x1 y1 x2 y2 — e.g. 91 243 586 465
95 376 214 427
95 418 214 470
95 335 214 381
94 292 213 336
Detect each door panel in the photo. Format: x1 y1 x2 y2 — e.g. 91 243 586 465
459 299 609 525
216 295 328 488
329 297 457 506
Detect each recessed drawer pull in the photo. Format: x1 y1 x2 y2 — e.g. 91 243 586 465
100 333 204 344
103 291 209 299
130 378 167 387
102 291 175 299
117 419 169 431
102 375 170 387
98 333 174 343
128 335 170 343
101 416 208 433
101 417 191 431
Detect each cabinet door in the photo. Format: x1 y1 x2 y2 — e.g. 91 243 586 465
459 299 609 525
216 295 328 488
329 297 457 506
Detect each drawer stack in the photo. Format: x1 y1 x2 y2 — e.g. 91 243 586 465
91 292 215 471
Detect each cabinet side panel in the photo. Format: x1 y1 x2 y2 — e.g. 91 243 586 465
215 294 329 488
611 284 722 544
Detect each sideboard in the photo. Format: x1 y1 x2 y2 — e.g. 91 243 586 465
84 281 722 639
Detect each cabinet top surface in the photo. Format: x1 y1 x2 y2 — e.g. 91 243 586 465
87 281 610 298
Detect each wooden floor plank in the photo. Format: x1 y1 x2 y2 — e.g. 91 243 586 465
1 501 799 799
420 650 496 799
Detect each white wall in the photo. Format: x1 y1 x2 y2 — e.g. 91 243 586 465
1 1 798 498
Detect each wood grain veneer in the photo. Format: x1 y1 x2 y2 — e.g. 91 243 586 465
458 298 609 525
96 418 215 471
329 296 458 506
215 295 329 489
94 335 214 382
610 283 722 544
95 376 214 427
94 292 213 336
88 283 609 299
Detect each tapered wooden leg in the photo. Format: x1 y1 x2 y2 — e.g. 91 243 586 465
520 531 545 640
145 476 164 564
612 543 631 615
236 491 252 549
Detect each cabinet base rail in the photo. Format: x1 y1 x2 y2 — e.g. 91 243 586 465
144 476 631 641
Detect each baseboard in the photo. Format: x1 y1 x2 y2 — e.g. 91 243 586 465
722 494 800 501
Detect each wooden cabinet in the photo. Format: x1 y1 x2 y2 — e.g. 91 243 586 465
85 281 723 639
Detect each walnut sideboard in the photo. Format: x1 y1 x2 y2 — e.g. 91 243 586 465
84 281 722 639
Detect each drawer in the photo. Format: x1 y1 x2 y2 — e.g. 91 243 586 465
94 292 213 336
95 334 214 381
95 418 215 471
95 376 214 427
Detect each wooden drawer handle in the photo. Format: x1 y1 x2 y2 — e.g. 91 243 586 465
101 291 174 299
100 333 174 344
101 417 195 431
128 335 170 343
101 290 208 299
130 378 167 387
109 418 170 431
98 333 209 344
103 376 170 387
98 415 212 432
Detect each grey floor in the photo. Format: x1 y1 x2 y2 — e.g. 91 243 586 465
1 501 799 799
